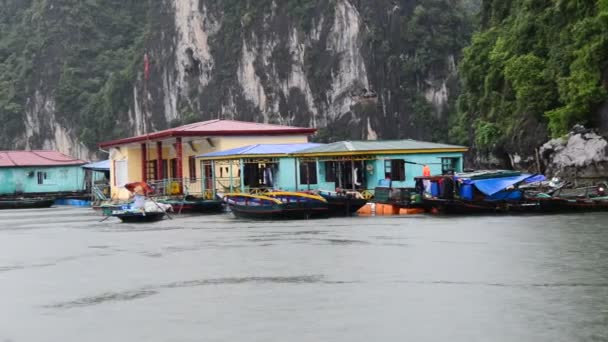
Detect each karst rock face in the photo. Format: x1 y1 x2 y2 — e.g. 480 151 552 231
539 126 608 184
1 0 471 159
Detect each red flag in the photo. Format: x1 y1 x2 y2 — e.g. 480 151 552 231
144 52 150 81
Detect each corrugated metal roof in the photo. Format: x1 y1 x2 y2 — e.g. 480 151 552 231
99 119 317 148
82 159 110 170
198 143 323 159
0 150 86 168
294 139 468 155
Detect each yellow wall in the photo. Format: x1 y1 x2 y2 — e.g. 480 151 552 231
216 135 307 151
108 134 309 200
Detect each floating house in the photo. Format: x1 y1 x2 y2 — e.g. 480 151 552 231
0 150 86 197
197 143 322 194
98 119 316 200
197 139 468 199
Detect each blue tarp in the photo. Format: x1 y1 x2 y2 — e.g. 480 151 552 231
82 159 110 171
460 174 546 196
198 143 323 158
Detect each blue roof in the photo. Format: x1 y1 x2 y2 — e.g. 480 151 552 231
198 143 323 159
82 159 110 170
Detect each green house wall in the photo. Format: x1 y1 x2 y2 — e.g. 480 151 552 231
265 152 465 192
0 166 86 195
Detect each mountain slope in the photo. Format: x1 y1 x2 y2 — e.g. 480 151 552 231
0 0 474 158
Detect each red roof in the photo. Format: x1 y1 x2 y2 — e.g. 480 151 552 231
0 150 86 168
99 119 317 148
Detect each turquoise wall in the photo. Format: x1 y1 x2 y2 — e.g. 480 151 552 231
270 152 464 192
0 166 86 195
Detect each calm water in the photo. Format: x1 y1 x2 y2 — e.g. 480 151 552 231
0 207 607 342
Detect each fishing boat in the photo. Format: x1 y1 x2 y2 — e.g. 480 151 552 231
413 171 547 215
0 198 54 210
524 183 608 213
224 192 328 219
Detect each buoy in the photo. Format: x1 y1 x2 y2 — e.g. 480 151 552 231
357 203 373 215
398 208 425 215
377 203 399 215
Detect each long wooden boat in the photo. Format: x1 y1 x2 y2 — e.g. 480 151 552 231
110 209 166 223
225 192 329 220
419 195 608 215
315 191 367 216
525 196 608 213
0 198 54 210
158 197 224 214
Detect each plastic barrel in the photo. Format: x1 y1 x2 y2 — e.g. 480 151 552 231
430 182 440 197
460 184 473 200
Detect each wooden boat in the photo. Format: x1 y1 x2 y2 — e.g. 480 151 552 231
315 191 368 216
109 209 166 223
158 196 224 214
0 198 54 210
225 192 329 219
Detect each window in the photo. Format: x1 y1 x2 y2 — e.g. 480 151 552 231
188 156 196 181
114 160 128 186
324 161 336 182
299 161 317 185
384 159 405 181
146 161 157 181
37 171 47 185
441 158 459 174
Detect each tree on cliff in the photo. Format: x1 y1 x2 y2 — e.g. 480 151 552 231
454 0 608 159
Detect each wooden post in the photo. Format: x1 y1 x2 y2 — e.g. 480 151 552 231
240 159 245 193
229 160 234 193
176 137 183 194
141 143 147 182
156 141 163 181
351 159 356 191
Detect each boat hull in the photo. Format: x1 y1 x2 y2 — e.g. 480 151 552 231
111 211 166 223
320 195 367 216
228 202 328 220
0 199 54 210
159 199 224 213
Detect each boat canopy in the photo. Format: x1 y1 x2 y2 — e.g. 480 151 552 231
458 174 546 196
82 159 110 171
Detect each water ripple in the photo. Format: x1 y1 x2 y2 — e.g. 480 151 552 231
45 290 158 308
45 275 325 309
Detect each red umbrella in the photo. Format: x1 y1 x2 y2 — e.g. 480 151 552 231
124 181 154 195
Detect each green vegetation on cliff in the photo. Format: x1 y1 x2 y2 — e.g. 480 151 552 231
455 0 608 154
0 0 150 148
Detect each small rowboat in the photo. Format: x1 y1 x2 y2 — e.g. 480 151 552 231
110 209 166 223
224 192 328 220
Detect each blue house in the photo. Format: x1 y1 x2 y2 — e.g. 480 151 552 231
197 143 322 195
0 150 87 196
293 140 468 192
197 140 468 198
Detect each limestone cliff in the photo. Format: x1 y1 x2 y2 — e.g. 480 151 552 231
0 0 473 159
